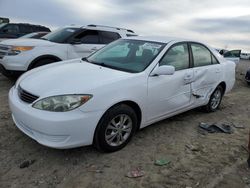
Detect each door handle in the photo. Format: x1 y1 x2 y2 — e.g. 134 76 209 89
91 47 98 51
184 74 193 84
184 74 192 80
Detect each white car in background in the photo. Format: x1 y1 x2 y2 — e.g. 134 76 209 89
0 24 137 77
240 53 250 60
9 36 236 152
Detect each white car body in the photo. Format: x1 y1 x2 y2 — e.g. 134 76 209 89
0 38 7 42
0 25 136 75
240 53 250 60
9 36 236 150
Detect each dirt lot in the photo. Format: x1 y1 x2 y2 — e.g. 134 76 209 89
0 60 250 188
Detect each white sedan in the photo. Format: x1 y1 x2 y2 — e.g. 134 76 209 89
9 36 236 152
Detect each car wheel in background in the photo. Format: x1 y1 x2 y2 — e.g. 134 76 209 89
94 104 137 152
204 85 223 112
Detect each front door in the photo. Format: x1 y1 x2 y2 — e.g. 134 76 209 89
147 43 193 122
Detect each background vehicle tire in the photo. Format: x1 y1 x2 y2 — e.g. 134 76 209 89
204 85 224 112
32 59 58 69
94 104 137 152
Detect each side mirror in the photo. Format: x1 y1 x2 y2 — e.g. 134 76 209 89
70 39 81 45
150 65 175 76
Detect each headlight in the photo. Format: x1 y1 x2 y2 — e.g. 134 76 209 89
8 46 34 56
32 95 92 112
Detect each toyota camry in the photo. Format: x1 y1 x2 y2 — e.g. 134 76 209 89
9 36 236 152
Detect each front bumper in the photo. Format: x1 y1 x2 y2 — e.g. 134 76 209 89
0 52 34 72
0 63 24 77
9 87 103 149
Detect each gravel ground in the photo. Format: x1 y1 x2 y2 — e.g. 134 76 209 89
0 60 250 188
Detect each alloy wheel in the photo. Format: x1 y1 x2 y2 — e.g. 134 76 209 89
105 114 132 147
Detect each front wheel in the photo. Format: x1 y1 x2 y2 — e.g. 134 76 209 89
94 104 137 152
32 59 57 69
204 85 223 112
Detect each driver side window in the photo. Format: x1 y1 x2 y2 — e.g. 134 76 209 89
159 43 190 71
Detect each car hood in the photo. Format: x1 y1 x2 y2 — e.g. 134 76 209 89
0 38 55 47
19 60 133 97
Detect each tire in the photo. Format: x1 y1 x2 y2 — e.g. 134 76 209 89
32 59 57 69
204 85 224 112
94 104 137 152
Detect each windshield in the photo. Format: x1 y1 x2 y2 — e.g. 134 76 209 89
42 27 79 43
87 39 166 73
0 23 7 29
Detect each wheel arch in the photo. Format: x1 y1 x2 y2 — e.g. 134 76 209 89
93 100 142 144
218 81 226 95
28 55 62 70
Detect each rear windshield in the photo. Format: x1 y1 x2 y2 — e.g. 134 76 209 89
42 27 79 43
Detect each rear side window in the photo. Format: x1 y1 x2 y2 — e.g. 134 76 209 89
33 26 41 32
159 43 190 71
19 25 32 33
37 26 49 32
75 30 99 44
191 43 212 67
31 26 48 32
99 31 120 44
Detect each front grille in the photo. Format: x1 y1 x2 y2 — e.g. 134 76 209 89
18 86 39 104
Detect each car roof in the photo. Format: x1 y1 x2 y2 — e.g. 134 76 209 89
63 25 136 34
127 35 202 44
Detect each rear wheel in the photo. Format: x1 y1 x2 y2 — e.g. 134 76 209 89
204 85 223 112
94 104 137 152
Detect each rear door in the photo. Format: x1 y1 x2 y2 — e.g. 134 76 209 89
190 43 222 105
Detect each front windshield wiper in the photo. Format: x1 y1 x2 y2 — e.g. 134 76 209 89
86 60 118 69
90 61 131 72
82 59 136 73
